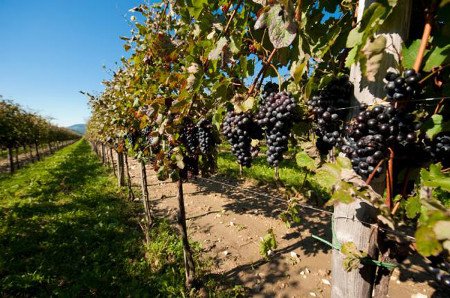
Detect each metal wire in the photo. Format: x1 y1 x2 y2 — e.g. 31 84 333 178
196 176 416 242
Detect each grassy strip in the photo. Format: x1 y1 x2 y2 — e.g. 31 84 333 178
217 150 329 203
0 140 182 296
0 139 246 297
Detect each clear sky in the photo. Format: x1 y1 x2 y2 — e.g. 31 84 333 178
0 0 152 127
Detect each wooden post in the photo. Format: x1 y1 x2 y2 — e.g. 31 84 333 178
14 147 19 169
29 145 34 161
140 161 153 226
331 1 412 297
332 200 378 298
177 179 196 289
110 148 116 176
124 154 135 201
101 144 106 164
7 146 14 173
35 142 40 161
117 151 125 186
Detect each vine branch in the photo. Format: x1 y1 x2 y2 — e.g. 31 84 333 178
223 0 244 35
413 5 436 72
247 48 278 95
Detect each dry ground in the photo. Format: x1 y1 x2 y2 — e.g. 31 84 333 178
121 155 443 298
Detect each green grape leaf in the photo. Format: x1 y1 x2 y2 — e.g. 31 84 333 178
290 60 308 83
315 169 338 190
341 242 367 272
345 46 358 68
405 195 421 219
346 28 363 48
415 226 443 256
186 0 207 19
423 44 450 72
421 163 450 192
295 151 317 172
421 114 450 140
331 182 355 204
255 4 297 49
402 39 422 69
336 156 352 169
208 36 228 61
241 96 255 112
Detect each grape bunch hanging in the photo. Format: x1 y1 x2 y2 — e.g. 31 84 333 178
256 89 300 167
308 75 353 154
179 118 220 177
197 119 216 155
384 69 422 102
222 111 262 167
427 133 450 168
179 119 199 176
341 105 418 177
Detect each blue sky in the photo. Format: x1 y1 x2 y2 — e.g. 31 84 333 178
0 0 150 126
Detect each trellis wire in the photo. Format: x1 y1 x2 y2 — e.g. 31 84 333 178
196 176 416 242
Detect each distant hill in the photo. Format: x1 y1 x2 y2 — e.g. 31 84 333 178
67 124 86 135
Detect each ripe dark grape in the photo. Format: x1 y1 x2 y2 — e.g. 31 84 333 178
384 69 422 102
341 104 422 178
260 82 279 105
197 119 216 155
308 75 353 154
428 133 450 168
179 119 200 177
256 87 300 167
222 110 260 167
179 119 198 155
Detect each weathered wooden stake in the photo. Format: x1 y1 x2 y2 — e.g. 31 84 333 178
35 142 40 161
110 148 116 176
124 154 135 201
140 161 153 226
7 147 14 173
177 179 196 289
101 144 106 164
331 1 412 297
14 147 19 169
117 151 125 187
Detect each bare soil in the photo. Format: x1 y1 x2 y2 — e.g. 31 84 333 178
122 155 444 298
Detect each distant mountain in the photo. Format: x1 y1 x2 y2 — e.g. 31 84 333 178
67 124 86 135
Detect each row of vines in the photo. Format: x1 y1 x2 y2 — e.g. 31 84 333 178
0 98 80 173
85 0 450 296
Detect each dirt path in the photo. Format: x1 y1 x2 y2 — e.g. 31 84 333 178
123 156 440 298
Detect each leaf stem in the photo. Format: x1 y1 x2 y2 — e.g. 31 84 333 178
419 64 450 85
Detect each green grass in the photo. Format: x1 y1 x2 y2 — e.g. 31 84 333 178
0 140 176 296
217 147 330 204
0 139 248 297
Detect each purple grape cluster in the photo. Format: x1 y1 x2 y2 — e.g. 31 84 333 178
222 111 261 167
308 76 353 154
341 105 418 177
256 90 299 167
384 69 422 101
